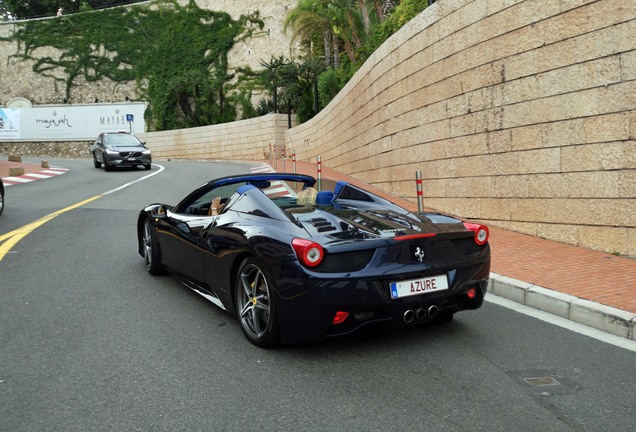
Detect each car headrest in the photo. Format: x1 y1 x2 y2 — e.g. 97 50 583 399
316 191 334 206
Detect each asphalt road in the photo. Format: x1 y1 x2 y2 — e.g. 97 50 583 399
1 159 634 432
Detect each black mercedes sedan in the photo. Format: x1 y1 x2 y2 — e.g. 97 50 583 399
137 173 490 347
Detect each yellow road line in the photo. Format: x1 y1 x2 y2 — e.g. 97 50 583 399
0 195 102 262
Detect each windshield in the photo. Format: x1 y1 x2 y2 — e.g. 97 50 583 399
174 174 317 215
104 134 142 147
187 180 301 213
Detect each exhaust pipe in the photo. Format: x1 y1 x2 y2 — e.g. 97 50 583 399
403 310 415 323
416 308 427 320
427 305 439 318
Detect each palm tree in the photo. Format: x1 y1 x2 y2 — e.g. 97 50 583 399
327 0 365 64
357 0 371 35
258 56 290 113
285 0 368 67
284 0 334 68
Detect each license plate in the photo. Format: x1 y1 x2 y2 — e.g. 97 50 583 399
390 274 448 299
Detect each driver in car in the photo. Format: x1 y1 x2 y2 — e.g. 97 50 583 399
209 196 224 216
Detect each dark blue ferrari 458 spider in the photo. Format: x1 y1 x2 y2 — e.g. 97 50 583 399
137 173 490 347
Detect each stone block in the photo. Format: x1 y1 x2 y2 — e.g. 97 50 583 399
627 228 636 258
8 154 21 162
510 125 543 151
577 226 628 256
618 170 636 199
508 198 549 223
535 223 579 246
8 166 24 176
526 173 568 198
518 148 561 174
492 175 528 198
622 50 636 81
478 198 512 221
561 141 632 172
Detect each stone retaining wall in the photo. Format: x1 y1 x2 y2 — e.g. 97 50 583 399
138 0 636 256
0 141 91 158
2 0 634 256
136 113 292 161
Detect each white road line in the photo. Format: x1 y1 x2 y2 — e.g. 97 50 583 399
251 164 273 173
3 177 32 183
102 164 166 195
22 173 53 179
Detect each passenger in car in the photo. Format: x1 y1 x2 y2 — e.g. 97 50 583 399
296 187 318 206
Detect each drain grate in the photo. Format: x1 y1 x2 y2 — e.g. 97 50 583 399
508 370 580 395
523 376 561 387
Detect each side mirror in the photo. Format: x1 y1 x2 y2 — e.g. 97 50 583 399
149 205 167 219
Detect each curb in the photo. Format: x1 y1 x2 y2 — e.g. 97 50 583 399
1 167 69 186
488 273 635 340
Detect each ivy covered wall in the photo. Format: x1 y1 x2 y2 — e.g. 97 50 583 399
0 0 299 130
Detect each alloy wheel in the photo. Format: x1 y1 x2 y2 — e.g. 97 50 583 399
237 263 272 340
143 222 153 271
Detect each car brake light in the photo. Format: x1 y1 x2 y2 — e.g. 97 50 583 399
292 238 324 267
462 222 489 246
467 287 477 299
332 311 349 325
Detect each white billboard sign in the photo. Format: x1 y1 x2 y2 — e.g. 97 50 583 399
0 108 20 140
0 102 146 141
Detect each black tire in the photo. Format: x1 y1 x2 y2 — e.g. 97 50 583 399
142 220 164 275
103 156 112 172
0 188 4 216
93 152 101 168
144 164 151 170
234 257 280 347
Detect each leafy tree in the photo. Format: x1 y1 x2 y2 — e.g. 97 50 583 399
257 56 291 114
327 0 366 64
294 58 326 122
284 0 336 68
358 0 429 61
255 56 325 124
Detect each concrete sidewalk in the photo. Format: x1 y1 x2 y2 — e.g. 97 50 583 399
262 158 636 340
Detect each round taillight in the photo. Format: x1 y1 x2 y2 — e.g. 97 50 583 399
292 238 324 267
462 222 489 246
